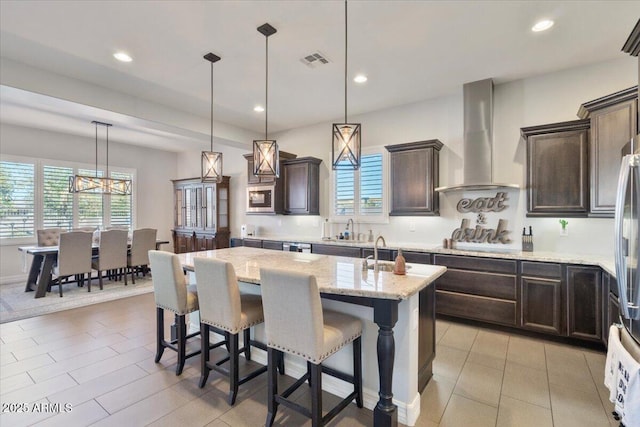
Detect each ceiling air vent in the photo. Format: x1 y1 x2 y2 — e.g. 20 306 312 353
300 52 330 68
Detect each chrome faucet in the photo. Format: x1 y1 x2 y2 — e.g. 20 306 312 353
362 255 373 270
374 235 387 271
346 218 354 241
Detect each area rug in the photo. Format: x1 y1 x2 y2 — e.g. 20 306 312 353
0 276 154 324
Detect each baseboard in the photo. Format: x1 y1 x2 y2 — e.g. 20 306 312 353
1 274 28 286
249 348 419 426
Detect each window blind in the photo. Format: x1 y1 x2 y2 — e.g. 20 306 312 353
43 165 73 230
0 161 35 238
110 171 132 228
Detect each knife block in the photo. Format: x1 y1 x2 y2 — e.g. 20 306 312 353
522 238 533 252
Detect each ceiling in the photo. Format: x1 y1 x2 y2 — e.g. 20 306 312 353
1 1 639 151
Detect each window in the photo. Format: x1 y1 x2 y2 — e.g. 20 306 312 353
0 161 35 238
42 165 73 229
109 171 133 228
0 156 135 242
332 151 387 222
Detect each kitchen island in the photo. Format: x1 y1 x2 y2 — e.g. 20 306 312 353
178 247 446 427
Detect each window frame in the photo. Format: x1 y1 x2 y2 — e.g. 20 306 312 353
329 146 389 225
0 154 136 245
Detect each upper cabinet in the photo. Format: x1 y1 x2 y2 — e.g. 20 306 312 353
171 176 230 253
243 153 275 185
385 140 443 216
577 86 638 217
283 157 322 215
521 120 590 217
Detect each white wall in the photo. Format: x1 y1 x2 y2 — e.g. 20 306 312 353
0 123 178 283
176 57 636 257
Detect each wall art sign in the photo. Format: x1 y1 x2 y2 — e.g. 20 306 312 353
456 192 508 213
450 218 512 244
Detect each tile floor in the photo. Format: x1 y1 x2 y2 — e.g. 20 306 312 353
0 293 618 427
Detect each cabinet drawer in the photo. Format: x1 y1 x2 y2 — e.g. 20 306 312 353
436 269 516 300
394 250 431 265
362 248 393 261
311 244 361 258
262 240 283 250
521 261 562 278
434 255 517 274
243 239 262 248
436 290 517 326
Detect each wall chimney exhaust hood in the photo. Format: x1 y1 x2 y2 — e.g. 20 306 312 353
436 78 519 192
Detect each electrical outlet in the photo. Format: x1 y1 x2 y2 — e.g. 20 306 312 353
409 221 416 232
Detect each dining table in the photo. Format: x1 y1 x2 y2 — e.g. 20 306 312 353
18 240 169 298
178 246 446 427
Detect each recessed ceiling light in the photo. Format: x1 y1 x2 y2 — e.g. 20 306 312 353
353 74 368 83
532 19 554 32
254 105 265 112
113 52 133 62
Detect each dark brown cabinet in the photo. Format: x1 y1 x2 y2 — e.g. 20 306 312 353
262 240 283 250
520 262 563 335
434 255 518 326
283 157 321 215
385 140 443 216
243 154 275 185
578 87 638 217
171 176 230 253
311 243 361 258
521 119 591 217
566 266 603 341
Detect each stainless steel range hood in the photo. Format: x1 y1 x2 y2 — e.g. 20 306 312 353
436 78 519 192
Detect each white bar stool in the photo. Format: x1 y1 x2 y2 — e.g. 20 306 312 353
260 267 363 427
194 257 269 405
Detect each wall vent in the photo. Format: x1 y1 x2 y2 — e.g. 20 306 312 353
300 51 330 68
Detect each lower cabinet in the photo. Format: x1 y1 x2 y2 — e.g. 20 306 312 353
433 255 518 327
311 243 362 258
262 240 283 250
567 266 602 341
173 230 229 253
521 262 563 335
173 231 192 253
243 239 262 248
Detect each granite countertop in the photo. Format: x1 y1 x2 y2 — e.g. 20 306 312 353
177 247 446 300
241 235 616 277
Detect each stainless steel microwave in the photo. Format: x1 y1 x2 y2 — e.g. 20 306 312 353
247 185 275 213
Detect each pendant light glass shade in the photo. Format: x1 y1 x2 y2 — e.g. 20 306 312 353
253 139 279 176
254 23 279 177
202 52 223 183
332 0 361 170
332 123 361 169
69 121 132 195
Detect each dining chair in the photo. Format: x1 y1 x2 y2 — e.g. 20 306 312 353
148 250 202 375
50 231 93 297
37 228 65 247
194 257 268 405
91 229 128 289
260 268 363 427
128 228 157 284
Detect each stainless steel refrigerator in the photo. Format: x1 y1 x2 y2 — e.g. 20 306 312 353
615 136 640 344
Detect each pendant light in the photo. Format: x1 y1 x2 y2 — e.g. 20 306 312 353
332 0 361 170
253 23 280 177
201 52 223 183
69 121 132 195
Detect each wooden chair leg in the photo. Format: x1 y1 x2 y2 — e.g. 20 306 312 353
278 350 285 375
176 314 186 376
58 276 63 297
199 323 210 388
243 328 251 361
87 272 91 292
124 268 128 286
354 336 363 408
228 333 239 405
98 270 103 290
155 307 165 363
266 347 279 427
310 363 322 427
131 266 136 284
